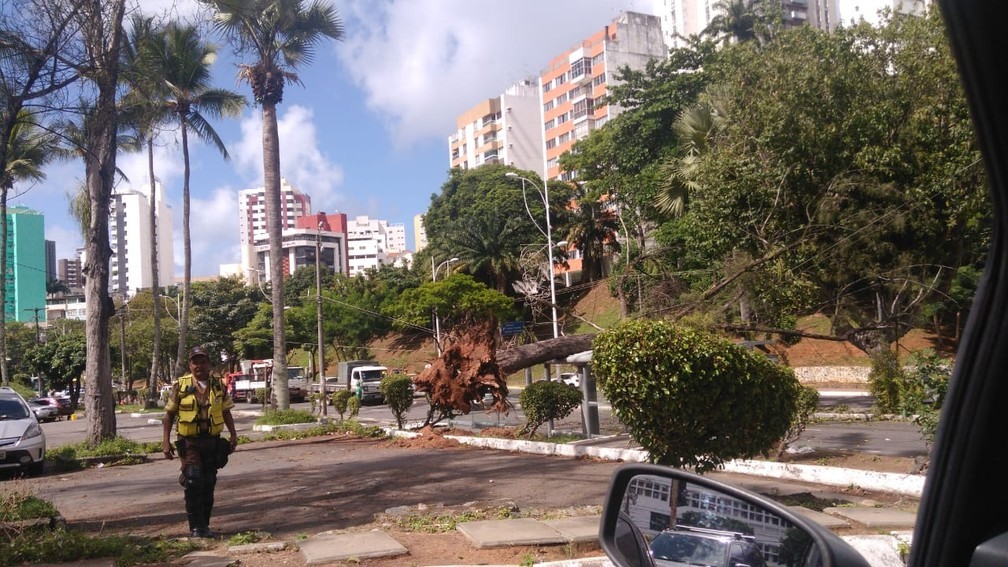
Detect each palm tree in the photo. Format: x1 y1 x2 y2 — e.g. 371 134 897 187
656 92 727 217
120 14 173 408
562 194 621 283
0 110 57 386
448 216 524 293
146 22 245 378
202 0 343 409
704 0 773 45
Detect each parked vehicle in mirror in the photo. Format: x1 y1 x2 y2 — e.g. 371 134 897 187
27 399 59 423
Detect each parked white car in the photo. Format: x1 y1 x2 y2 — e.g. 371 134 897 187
0 387 46 476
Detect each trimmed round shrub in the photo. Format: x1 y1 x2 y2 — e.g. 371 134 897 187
518 380 583 438
592 320 800 472
331 390 353 420
380 374 415 429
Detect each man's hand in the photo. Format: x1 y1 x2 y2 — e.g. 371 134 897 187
229 433 238 452
163 441 175 460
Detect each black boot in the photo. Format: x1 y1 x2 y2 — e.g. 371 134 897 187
185 487 209 537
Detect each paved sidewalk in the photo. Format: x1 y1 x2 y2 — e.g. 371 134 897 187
157 428 919 567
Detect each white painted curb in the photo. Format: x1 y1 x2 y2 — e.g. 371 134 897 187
386 429 925 497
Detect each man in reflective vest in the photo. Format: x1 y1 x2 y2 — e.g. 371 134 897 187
162 346 238 538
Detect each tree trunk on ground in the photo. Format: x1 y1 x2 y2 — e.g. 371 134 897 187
497 334 595 375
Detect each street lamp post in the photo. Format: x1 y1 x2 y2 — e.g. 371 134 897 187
432 257 459 355
505 172 560 338
316 222 327 416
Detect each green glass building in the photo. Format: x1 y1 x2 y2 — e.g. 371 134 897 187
4 207 46 323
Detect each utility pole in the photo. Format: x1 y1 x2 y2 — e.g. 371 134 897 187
23 307 44 342
316 221 327 416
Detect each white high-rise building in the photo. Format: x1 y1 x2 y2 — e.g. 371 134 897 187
346 215 407 277
109 183 174 296
237 178 312 281
448 78 544 172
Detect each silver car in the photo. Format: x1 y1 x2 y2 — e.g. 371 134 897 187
0 387 46 476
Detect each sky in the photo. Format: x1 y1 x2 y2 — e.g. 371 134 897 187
15 0 659 279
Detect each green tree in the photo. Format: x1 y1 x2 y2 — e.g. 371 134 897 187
25 323 87 408
560 188 621 283
663 14 987 356
425 164 572 293
201 0 344 409
592 320 799 472
145 22 245 377
385 273 516 351
188 276 264 371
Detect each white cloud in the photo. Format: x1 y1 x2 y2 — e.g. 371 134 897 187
337 0 654 148
232 105 346 210
185 186 243 277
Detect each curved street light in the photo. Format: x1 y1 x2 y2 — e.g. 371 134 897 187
505 172 560 338
432 257 459 355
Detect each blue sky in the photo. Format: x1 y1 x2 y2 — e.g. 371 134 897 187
16 0 657 278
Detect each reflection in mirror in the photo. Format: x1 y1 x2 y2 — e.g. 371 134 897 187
620 474 821 567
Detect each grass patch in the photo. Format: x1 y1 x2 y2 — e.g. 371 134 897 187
257 420 386 442
228 530 270 545
0 485 58 521
1 489 200 567
383 507 515 533
255 409 318 425
47 436 161 462
1 528 201 567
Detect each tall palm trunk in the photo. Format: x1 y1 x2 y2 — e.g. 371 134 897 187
263 103 289 408
175 119 193 378
146 137 161 408
0 184 9 387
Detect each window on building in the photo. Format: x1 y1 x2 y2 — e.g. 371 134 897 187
543 79 552 92
556 91 568 104
555 73 566 86
546 138 557 149
545 118 555 130
544 100 554 112
556 112 569 125
568 57 592 81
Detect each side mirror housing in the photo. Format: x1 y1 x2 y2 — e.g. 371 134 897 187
599 464 871 567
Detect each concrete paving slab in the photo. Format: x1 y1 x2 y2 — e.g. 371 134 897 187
824 506 917 529
170 551 236 567
542 516 602 543
457 518 563 548
299 530 408 565
788 506 850 529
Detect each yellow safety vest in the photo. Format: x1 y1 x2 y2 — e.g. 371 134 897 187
175 374 225 437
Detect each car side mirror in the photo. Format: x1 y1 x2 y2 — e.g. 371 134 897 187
599 464 871 567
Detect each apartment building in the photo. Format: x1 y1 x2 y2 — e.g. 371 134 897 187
413 213 428 253
3 207 46 323
448 78 544 172
108 184 175 297
238 178 312 277
252 211 349 280
57 253 83 290
540 11 666 181
346 215 407 277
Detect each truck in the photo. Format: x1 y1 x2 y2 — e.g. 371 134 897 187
336 360 388 403
230 360 307 403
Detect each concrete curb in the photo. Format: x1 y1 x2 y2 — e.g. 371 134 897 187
385 428 925 498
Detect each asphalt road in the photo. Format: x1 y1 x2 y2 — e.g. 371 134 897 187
38 392 929 459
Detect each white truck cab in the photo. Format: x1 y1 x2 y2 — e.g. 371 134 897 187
349 365 388 403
